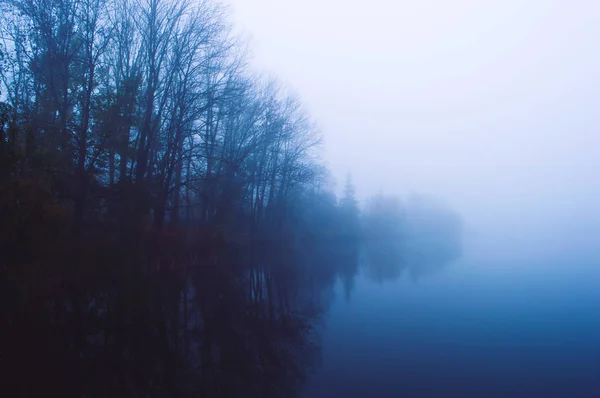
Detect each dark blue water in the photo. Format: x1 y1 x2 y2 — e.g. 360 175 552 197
9 218 598 397
305 232 600 397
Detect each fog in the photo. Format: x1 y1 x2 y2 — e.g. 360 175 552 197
226 0 600 256
3 0 600 395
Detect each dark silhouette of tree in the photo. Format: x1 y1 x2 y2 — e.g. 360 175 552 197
0 0 327 238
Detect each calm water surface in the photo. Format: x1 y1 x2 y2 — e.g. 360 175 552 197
305 231 600 397
9 221 599 397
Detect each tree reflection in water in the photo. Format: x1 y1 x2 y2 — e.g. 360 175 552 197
364 194 464 284
2 233 360 397
3 196 462 397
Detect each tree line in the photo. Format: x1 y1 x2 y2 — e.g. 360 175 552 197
0 0 334 244
0 0 363 395
0 0 462 394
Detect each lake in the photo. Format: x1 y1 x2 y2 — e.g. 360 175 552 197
304 228 600 397
5 218 599 397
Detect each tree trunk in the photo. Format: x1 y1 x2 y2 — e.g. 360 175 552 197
172 145 183 225
109 149 115 185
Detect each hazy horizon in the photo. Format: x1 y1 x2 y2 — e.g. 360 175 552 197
225 0 600 243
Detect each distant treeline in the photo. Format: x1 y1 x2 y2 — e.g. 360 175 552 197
363 193 463 283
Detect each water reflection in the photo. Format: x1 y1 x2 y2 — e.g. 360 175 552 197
364 195 463 283
3 233 361 397
4 203 462 397
185 242 324 397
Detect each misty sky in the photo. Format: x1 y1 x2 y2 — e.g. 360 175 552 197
225 0 600 239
